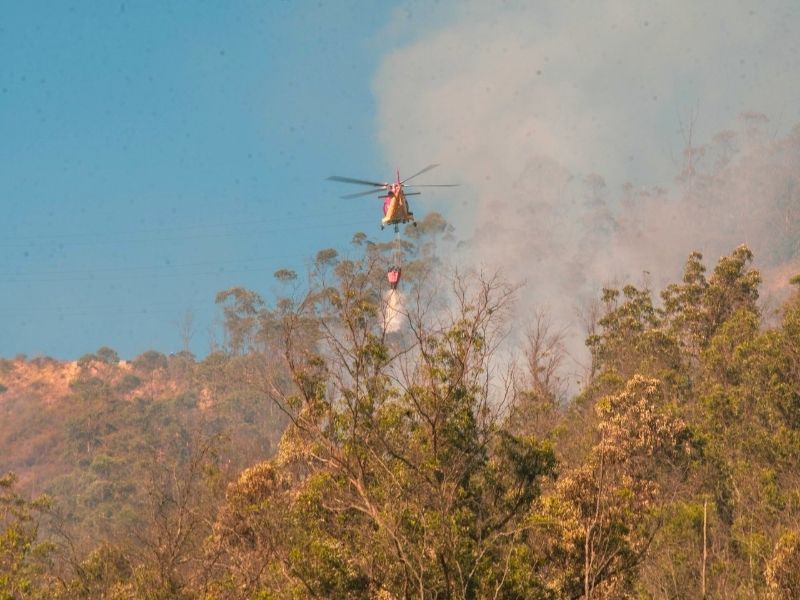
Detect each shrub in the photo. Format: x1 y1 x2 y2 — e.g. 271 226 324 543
115 374 142 394
96 346 120 365
133 350 168 373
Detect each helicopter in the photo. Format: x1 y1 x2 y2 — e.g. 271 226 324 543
328 164 457 232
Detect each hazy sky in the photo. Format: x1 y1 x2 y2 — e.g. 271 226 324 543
378 1 800 184
374 0 800 374
3 1 800 361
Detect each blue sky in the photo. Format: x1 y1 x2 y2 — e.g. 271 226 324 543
1 2 406 359
4 1 800 362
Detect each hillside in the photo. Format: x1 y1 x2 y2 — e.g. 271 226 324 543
3 244 800 598
0 350 288 552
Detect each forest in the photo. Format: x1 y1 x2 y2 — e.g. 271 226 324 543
2 215 800 599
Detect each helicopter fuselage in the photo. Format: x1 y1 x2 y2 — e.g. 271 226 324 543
329 164 452 231
381 183 414 228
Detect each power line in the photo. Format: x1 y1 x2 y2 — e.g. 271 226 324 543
0 252 306 281
2 261 306 284
6 206 364 240
1 217 376 248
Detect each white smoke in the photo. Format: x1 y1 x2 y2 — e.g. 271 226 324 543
373 1 800 378
384 289 405 333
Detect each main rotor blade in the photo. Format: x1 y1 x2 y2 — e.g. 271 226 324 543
328 175 388 187
400 164 440 184
404 184 459 188
341 188 385 199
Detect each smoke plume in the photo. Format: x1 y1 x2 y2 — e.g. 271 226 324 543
384 290 405 333
374 1 800 376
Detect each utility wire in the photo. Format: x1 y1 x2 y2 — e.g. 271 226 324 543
1 217 376 248
1 206 367 243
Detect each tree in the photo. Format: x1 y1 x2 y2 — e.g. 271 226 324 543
133 350 168 373
542 376 693 598
662 251 709 357
208 259 558 598
766 529 800 599
214 288 266 356
0 473 52 599
506 311 567 440
177 311 195 354
124 434 225 598
95 347 119 366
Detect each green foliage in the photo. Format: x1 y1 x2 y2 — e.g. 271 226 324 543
214 287 267 356
203 263 562 598
76 353 97 369
0 473 52 599
588 284 682 385
662 245 761 356
273 268 297 282
314 247 338 267
543 376 693 598
4 235 800 599
69 376 111 403
766 529 800 598
132 350 168 373
95 346 119 365
114 373 142 394
58 544 134 599
0 347 289 598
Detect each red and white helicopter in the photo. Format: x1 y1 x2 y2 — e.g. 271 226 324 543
328 164 457 232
